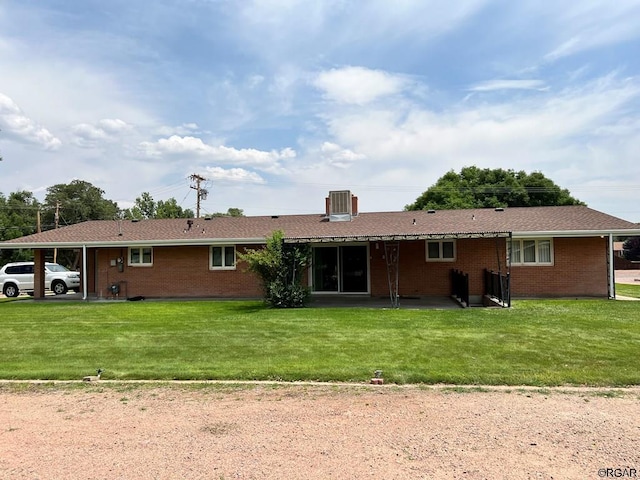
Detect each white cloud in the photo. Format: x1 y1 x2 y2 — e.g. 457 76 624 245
214 145 296 168
469 79 547 92
139 135 296 172
97 118 131 134
203 166 266 184
71 124 108 141
321 75 639 167
320 142 365 168
313 66 408 105
140 135 213 156
543 2 640 61
0 92 61 150
155 123 201 137
236 0 491 65
70 118 132 147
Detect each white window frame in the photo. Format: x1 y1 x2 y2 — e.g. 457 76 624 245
210 245 236 270
128 247 153 266
425 239 456 262
509 238 554 266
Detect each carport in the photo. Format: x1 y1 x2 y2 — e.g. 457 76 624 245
0 245 90 300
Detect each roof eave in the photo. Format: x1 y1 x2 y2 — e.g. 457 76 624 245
513 229 640 238
285 231 512 243
0 237 269 249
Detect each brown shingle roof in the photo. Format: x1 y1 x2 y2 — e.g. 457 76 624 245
2 206 639 248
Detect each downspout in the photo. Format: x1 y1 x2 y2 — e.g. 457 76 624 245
608 233 615 299
508 232 512 308
82 244 88 301
494 235 503 304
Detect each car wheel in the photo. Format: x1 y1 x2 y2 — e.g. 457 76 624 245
3 283 19 298
51 281 68 295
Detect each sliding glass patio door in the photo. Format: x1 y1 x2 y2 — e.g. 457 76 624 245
312 245 369 293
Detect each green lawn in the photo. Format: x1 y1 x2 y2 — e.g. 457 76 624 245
617 283 640 299
1 297 639 386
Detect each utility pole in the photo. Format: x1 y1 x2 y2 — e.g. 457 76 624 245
189 174 208 218
55 201 60 229
37 209 42 233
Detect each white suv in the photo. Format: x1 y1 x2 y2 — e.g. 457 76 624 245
0 262 81 297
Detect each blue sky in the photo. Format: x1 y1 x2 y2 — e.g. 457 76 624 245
1 0 640 221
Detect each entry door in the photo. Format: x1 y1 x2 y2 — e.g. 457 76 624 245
312 245 368 293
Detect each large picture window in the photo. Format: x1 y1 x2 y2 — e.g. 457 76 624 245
509 239 553 265
211 245 236 270
129 247 153 266
425 240 456 262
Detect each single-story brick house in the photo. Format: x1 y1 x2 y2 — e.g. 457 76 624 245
1 191 639 305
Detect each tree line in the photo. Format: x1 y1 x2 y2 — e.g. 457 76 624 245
0 179 243 265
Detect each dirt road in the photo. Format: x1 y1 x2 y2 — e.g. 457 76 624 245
2 384 639 479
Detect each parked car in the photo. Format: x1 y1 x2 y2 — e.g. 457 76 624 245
0 262 81 297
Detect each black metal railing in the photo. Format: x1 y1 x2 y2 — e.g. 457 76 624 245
484 269 510 307
451 269 470 307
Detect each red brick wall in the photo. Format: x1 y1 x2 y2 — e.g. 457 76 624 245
369 237 608 298
84 236 609 299
369 238 505 297
510 237 608 297
92 245 262 298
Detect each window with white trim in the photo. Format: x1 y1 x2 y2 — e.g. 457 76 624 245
129 247 153 266
509 239 553 265
211 245 236 270
425 240 456 262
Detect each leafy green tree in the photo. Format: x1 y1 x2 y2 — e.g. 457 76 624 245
225 207 244 217
405 167 585 211
155 198 194 219
126 192 156 220
43 180 119 226
212 208 245 217
122 192 194 219
623 237 640 262
0 190 41 264
238 230 311 308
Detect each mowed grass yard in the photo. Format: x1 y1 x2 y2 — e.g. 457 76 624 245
617 283 640 299
1 290 639 386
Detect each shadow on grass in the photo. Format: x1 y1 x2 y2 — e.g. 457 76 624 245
225 301 268 314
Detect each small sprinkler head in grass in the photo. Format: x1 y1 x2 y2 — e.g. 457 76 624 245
371 369 384 385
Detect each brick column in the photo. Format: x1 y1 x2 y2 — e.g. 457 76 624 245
33 250 46 299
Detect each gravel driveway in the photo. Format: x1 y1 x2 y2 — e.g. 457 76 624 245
2 384 639 479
